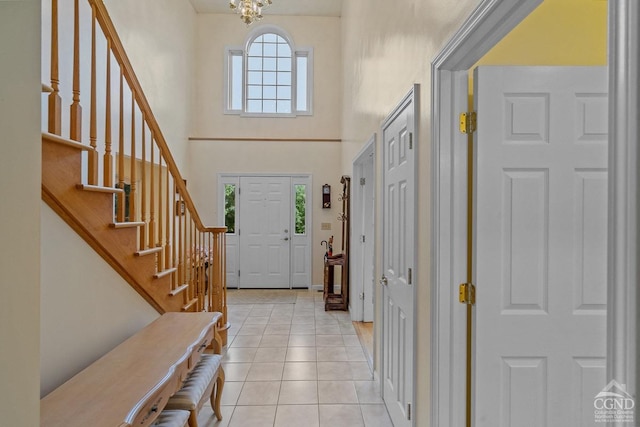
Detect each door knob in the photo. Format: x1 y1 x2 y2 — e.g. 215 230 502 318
283 237 289 241
380 275 388 286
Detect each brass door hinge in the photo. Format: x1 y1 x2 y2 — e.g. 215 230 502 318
459 112 477 134
459 282 476 305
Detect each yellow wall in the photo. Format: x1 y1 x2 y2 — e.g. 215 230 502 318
479 0 607 65
471 0 607 103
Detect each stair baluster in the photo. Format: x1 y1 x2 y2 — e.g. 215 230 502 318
88 2 98 185
139 120 148 249
129 96 137 222
69 0 82 142
48 0 61 135
103 39 113 187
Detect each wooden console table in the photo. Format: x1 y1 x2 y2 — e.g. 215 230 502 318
41 312 222 427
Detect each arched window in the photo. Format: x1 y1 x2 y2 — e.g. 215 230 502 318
225 25 313 116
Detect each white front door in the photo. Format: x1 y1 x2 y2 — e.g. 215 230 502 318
239 176 291 288
473 66 607 426
381 86 417 427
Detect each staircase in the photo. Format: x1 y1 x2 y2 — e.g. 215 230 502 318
41 0 228 343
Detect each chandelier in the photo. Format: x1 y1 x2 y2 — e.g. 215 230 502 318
229 0 273 25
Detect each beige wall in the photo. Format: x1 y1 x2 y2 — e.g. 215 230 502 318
188 140 343 286
104 0 197 172
40 0 196 174
0 0 42 424
340 0 477 424
40 204 159 396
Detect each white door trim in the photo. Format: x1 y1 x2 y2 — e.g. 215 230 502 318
430 0 639 425
607 0 640 401
350 134 376 321
430 2 543 424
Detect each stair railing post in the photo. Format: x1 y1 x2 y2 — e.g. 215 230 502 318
129 96 137 223
69 0 82 142
116 69 125 222
170 179 177 290
48 0 62 135
88 2 98 185
148 140 156 248
157 156 165 271
139 120 147 249
165 168 172 273
103 40 113 187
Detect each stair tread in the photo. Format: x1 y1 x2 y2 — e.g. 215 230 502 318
135 246 163 257
42 132 93 151
110 221 145 229
182 298 198 311
76 184 123 194
154 267 178 279
169 284 189 296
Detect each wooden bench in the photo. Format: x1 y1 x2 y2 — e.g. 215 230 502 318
164 354 225 427
41 312 222 427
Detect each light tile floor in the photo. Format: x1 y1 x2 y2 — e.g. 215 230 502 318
195 289 393 427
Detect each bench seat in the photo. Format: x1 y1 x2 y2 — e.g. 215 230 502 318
151 409 190 427
164 354 224 427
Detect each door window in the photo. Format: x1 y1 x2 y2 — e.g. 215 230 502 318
294 184 306 235
224 183 236 234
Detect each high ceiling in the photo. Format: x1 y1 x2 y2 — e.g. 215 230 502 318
188 0 343 17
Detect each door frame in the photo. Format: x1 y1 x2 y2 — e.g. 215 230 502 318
430 0 639 425
350 134 376 322
217 173 313 289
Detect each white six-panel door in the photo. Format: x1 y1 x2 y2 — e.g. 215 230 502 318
381 86 417 427
473 66 607 426
239 176 291 288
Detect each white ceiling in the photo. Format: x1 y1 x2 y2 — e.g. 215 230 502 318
188 0 343 17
